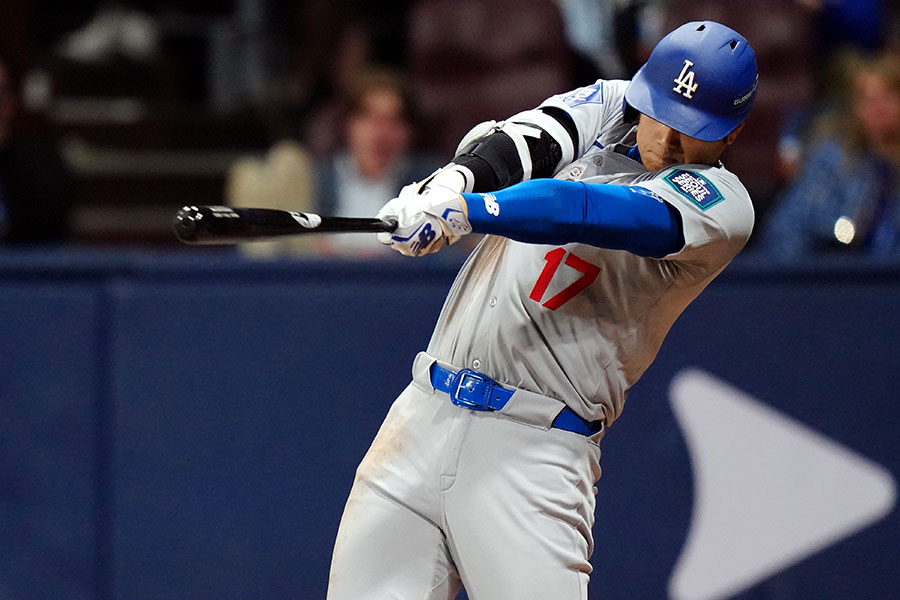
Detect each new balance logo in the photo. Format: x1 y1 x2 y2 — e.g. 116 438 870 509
673 59 698 99
410 223 436 254
482 194 500 216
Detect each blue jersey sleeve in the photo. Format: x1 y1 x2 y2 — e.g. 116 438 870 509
462 178 684 258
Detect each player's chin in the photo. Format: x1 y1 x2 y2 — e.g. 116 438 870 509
645 155 681 172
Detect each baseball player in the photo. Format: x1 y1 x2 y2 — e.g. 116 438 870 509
327 21 758 600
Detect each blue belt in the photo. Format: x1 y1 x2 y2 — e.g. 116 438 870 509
430 364 603 436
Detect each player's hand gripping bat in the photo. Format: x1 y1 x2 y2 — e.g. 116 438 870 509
173 205 399 245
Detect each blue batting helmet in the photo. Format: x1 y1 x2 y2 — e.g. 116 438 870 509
625 21 758 141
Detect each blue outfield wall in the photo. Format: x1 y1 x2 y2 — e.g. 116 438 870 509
0 248 898 600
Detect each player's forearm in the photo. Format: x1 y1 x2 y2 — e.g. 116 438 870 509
462 179 684 258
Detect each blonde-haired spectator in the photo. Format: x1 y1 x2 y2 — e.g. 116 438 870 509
760 51 900 259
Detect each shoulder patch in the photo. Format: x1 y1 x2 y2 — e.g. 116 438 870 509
663 170 724 211
562 83 604 107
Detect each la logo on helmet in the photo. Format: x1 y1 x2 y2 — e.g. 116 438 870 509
673 59 698 99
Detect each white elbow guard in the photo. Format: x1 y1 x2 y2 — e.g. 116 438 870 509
454 120 500 156
454 110 577 183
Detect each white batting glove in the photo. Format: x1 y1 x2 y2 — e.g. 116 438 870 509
376 183 472 257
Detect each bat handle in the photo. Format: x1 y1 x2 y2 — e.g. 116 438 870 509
382 217 398 233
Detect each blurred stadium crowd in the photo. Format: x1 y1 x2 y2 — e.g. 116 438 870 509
0 0 898 261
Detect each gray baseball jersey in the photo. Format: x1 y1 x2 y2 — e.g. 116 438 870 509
328 77 756 600
425 80 754 427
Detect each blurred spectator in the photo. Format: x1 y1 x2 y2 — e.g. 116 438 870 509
759 51 900 260
0 52 71 244
227 67 441 259
313 67 441 257
776 0 899 181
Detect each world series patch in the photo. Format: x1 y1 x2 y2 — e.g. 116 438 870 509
663 170 724 211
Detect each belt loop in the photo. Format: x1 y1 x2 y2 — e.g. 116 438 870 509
412 352 438 393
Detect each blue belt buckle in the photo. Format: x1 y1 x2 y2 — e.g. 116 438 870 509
450 369 493 410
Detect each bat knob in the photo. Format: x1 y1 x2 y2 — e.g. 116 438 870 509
173 206 203 243
382 217 398 233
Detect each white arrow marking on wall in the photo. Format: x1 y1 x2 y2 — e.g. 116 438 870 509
668 369 897 600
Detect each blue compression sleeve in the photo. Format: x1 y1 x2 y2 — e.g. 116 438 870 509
462 179 684 258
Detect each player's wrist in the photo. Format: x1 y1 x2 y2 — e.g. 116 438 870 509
424 189 471 239
423 164 475 195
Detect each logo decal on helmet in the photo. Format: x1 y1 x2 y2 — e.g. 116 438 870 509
733 75 758 107
673 59 699 99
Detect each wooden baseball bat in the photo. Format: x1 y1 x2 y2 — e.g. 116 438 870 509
173 206 398 245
